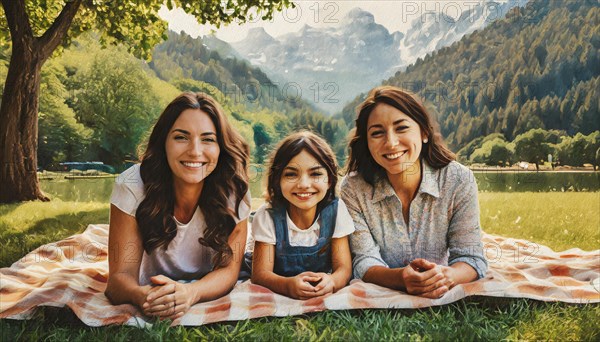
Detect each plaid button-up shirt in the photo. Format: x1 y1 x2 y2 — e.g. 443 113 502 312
341 161 487 280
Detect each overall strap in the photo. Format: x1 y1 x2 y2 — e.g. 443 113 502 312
317 198 338 239
269 205 289 248
269 200 337 277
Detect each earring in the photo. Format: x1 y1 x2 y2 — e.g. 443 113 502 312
423 138 428 143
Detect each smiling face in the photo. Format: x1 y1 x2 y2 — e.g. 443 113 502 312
279 149 330 215
367 103 425 177
165 109 220 188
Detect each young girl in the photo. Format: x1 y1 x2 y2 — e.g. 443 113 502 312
251 131 354 299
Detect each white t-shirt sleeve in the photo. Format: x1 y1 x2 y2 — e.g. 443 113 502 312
332 198 356 238
229 190 252 224
110 164 145 217
251 204 277 245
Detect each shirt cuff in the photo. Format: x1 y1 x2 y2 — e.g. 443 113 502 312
448 256 488 280
353 256 389 279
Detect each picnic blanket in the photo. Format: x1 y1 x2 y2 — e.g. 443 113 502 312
1 224 598 326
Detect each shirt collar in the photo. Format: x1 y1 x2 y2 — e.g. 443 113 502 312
419 160 440 198
371 171 396 203
371 160 440 203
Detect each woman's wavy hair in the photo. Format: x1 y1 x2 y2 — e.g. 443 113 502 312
266 131 338 214
346 86 455 185
136 92 249 268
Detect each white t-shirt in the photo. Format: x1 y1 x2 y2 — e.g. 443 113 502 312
251 199 355 247
110 164 251 285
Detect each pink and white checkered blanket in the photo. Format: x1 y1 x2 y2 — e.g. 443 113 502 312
1 224 598 326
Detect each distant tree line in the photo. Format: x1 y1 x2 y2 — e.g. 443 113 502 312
458 128 600 170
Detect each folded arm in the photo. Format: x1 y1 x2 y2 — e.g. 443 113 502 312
251 241 324 300
106 206 248 319
105 205 150 308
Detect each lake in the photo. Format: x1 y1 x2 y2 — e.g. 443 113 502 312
40 170 599 202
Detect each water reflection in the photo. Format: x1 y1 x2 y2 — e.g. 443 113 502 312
40 171 599 202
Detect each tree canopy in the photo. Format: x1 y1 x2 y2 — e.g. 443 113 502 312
0 0 292 59
458 129 600 168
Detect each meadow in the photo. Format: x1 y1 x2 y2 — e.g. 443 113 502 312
1 185 599 340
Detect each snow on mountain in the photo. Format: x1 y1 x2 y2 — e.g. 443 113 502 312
202 1 529 114
399 0 529 66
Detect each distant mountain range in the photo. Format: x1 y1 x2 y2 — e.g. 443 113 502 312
338 0 600 149
148 31 318 115
230 9 401 115
204 1 529 114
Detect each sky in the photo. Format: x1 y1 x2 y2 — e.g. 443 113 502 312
158 1 512 43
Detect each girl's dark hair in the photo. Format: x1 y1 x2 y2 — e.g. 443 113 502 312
136 92 249 268
346 86 455 185
266 131 338 214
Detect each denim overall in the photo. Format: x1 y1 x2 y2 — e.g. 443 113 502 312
272 199 338 277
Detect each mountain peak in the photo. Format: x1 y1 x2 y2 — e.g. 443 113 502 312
241 27 276 45
300 24 314 33
247 27 272 38
343 7 375 25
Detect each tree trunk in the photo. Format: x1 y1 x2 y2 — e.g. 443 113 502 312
0 0 82 203
0 46 48 203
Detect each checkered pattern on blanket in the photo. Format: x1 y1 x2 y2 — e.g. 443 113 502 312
1 224 598 326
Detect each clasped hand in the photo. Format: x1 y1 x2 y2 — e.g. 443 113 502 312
286 272 335 300
402 259 455 299
141 275 193 320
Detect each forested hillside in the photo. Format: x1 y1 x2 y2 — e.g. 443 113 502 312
149 31 317 114
339 0 600 151
0 33 349 169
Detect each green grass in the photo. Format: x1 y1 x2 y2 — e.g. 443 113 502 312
479 192 600 251
0 200 109 267
2 301 598 341
1 193 599 340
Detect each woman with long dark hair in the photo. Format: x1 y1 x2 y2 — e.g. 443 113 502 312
342 86 487 298
105 92 250 319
